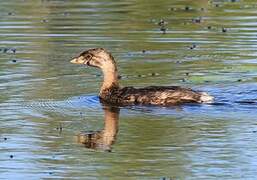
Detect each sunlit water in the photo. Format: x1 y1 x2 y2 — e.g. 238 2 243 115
0 0 256 179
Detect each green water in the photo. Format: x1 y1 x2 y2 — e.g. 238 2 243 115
0 0 257 179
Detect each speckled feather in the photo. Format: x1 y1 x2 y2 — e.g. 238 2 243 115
100 85 204 105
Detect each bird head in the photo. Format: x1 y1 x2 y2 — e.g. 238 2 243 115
70 48 116 69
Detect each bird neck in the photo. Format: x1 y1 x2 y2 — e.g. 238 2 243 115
100 64 120 95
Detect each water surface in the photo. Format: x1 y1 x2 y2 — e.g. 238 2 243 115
0 0 257 179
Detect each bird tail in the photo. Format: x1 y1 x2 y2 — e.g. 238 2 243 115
199 92 214 103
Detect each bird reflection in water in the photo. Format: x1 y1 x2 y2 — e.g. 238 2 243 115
76 105 119 152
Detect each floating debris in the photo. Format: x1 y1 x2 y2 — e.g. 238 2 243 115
137 74 146 78
0 47 17 54
149 72 159 76
3 48 9 53
158 19 167 34
63 12 69 16
56 123 63 133
222 27 227 33
12 59 17 63
169 7 176 11
11 48 16 54
184 6 190 11
160 26 167 34
158 19 166 26
192 17 202 23
41 19 48 23
10 155 14 158
190 43 197 49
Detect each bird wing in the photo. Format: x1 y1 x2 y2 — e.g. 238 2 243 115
119 86 202 105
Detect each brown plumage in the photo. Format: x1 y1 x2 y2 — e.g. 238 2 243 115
71 48 214 106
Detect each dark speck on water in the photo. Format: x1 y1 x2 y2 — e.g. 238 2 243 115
192 17 202 23
185 6 190 11
11 48 16 53
190 44 197 49
158 19 167 34
56 123 63 132
3 48 8 53
41 19 48 23
12 59 17 63
4 138 7 141
160 26 167 34
161 177 173 180
222 27 227 32
149 72 158 76
63 12 69 16
10 155 14 159
158 19 166 26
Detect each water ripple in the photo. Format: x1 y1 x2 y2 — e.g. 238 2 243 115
25 95 101 115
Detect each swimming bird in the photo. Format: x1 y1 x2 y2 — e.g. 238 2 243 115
70 48 213 106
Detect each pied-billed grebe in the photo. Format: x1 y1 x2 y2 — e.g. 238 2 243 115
70 48 214 106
